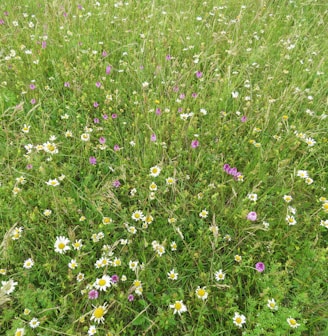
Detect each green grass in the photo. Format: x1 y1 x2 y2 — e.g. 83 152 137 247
0 0 327 335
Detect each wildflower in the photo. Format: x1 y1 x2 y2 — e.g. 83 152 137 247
88 325 97 335
191 139 199 148
23 309 31 315
170 241 177 251
1 279 18 294
129 260 138 271
46 179 60 187
170 300 187 315
287 317 300 328
267 298 278 310
113 257 122 267
68 259 78 270
247 212 257 221
283 195 293 203
241 115 247 122
167 269 178 280
112 180 120 188
43 209 52 216
149 182 157 191
150 133 157 141
89 156 97 165
166 177 175 185
305 137 316 146
286 215 297 225
22 124 30 133
215 269 226 281
88 290 99 300
11 227 23 240
128 294 135 301
233 312 246 328
132 210 144 221
76 273 85 282
232 91 239 98
199 209 208 218
234 255 242 263
323 202 328 213
14 328 25 336
72 239 83 250
94 275 112 291
223 234 231 242
102 217 113 225
54 236 71 254
320 220 328 229
255 262 265 272
81 133 90 141
23 258 34 269
150 165 161 177
43 142 58 154
29 318 40 328
195 286 208 300
297 170 308 178
248 193 258 201
91 303 108 324
305 177 313 185
111 275 119 283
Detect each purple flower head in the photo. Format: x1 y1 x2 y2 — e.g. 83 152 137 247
192 92 198 98
229 167 238 176
255 262 265 273
241 115 247 123
191 139 199 148
88 289 99 299
95 82 101 88
106 65 111 75
26 164 33 170
112 180 121 188
63 12 67 17
112 113 117 119
173 86 179 92
166 54 172 60
247 211 257 221
0 19 5 25
128 294 134 302
150 133 157 142
64 82 70 87
179 93 185 100
30 98 36 105
102 51 107 57
103 114 108 120
29 84 36 90
196 71 203 78
155 108 161 115
178 107 183 113
42 41 47 49
111 274 119 283
93 102 99 108
93 118 99 124
114 144 120 151
223 164 230 172
89 156 97 165
99 137 106 144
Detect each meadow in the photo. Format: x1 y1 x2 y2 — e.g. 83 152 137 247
0 0 327 335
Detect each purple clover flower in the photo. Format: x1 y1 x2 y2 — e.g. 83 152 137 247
247 212 257 221
191 139 199 148
88 289 99 299
89 156 97 165
255 262 265 272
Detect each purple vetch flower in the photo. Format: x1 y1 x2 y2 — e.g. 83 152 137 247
191 139 199 148
112 180 121 188
106 65 111 75
247 212 257 221
89 156 97 165
99 137 106 144
241 115 247 122
196 71 203 78
150 133 157 142
111 274 119 283
255 262 265 272
128 294 134 302
88 289 99 299
223 164 230 172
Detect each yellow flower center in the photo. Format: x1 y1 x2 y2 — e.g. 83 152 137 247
289 319 297 326
270 303 275 308
98 279 106 286
94 307 104 319
15 332 22 336
197 289 206 297
174 302 182 310
134 280 141 287
47 144 55 151
235 317 242 324
58 242 65 249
